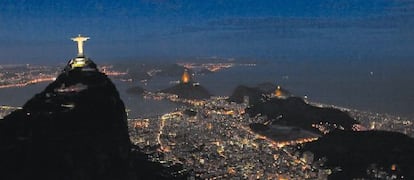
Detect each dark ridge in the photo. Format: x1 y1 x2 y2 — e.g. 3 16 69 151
256 82 282 94
246 97 359 134
302 130 414 179
229 83 291 105
228 85 265 105
161 83 212 100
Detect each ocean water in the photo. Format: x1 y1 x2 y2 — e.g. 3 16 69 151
113 79 179 118
1 60 413 119
0 82 49 107
195 60 414 119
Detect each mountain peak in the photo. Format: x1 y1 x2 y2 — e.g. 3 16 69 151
0 37 131 180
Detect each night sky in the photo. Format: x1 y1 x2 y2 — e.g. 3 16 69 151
0 0 413 63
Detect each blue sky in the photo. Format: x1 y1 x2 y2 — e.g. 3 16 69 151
0 0 413 63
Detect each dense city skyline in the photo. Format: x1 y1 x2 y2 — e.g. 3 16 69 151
1 0 414 63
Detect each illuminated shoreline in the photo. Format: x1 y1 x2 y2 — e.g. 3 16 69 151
0 77 56 89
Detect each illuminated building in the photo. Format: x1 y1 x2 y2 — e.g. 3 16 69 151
275 86 282 97
391 164 397 171
181 69 191 84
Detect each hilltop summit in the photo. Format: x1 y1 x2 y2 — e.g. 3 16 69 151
0 37 131 179
161 70 212 99
0 67 131 180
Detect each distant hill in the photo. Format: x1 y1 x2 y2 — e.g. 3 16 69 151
229 85 265 105
302 130 414 179
246 97 359 134
229 83 291 105
256 82 281 93
161 83 212 100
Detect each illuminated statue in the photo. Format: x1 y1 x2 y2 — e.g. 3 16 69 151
68 35 91 69
71 34 90 57
64 34 97 72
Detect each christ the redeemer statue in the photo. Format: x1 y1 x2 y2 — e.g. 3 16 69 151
71 34 89 57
